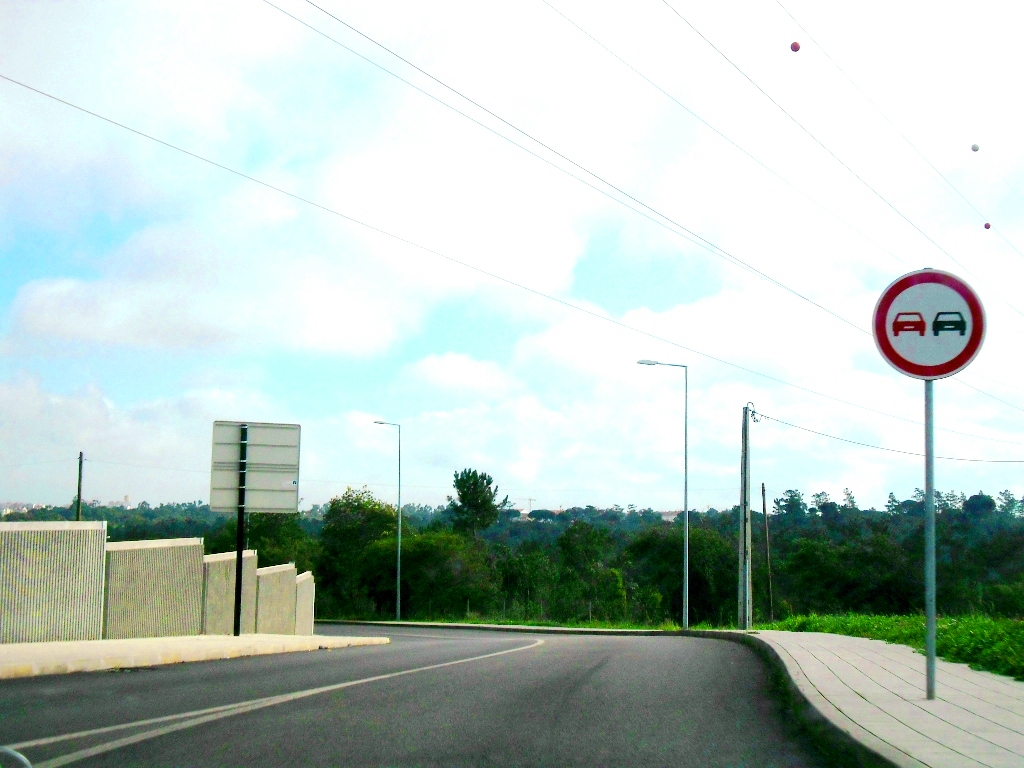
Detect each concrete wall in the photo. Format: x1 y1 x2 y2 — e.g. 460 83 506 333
294 571 315 636
104 538 203 639
201 550 257 635
0 522 106 643
255 563 296 635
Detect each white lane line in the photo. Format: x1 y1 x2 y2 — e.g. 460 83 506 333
28 638 545 768
10 635 478 750
10 702 249 750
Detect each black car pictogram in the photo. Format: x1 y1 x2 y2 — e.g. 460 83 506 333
932 312 966 336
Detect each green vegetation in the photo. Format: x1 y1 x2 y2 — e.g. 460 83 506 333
11 479 1024 672
758 613 1024 681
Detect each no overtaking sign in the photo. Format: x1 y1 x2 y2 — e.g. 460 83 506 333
872 267 984 703
872 268 985 379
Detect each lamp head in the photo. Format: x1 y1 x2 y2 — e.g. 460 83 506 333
374 420 385 424
637 359 658 366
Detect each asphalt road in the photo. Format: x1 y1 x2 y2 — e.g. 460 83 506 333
1 626 836 767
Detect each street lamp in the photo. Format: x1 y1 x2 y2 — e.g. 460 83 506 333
637 359 689 629
374 420 402 621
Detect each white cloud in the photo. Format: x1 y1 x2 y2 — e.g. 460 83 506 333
406 353 518 398
2 0 1024 513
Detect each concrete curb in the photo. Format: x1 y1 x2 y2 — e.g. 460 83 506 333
0 634 389 679
682 630 916 768
325 621 904 767
319 619 681 636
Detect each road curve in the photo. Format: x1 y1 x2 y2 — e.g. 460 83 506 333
1 625 836 767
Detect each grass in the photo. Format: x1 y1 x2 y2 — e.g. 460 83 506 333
757 613 1024 681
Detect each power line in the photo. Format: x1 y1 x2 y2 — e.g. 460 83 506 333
0 458 77 470
773 1 1024 266
270 0 864 334
659 0 1024 321
1 71 1018 446
539 2 1024 425
264 2 1024 420
753 410 1024 463
538 0 906 269
85 459 206 474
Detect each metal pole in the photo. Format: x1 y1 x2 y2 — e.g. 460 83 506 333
396 424 402 622
924 379 936 699
635 360 690 628
739 406 751 629
683 366 689 630
76 452 83 522
763 482 773 623
233 424 248 637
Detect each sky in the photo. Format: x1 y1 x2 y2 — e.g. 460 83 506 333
2 0 1024 513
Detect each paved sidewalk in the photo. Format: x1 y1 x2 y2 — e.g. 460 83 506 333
749 630 1024 768
0 634 389 679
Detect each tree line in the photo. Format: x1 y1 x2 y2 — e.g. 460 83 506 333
11 477 1024 625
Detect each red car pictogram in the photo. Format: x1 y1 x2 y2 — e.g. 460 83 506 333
892 312 926 336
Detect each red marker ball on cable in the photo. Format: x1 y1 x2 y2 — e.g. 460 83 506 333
985 223 991 229
791 41 800 51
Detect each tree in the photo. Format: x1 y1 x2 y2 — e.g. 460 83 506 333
775 490 807 519
448 468 510 537
361 531 496 618
316 488 401 616
842 488 857 510
885 493 901 515
997 490 1019 517
553 521 624 620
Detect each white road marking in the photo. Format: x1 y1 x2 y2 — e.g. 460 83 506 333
23 638 544 768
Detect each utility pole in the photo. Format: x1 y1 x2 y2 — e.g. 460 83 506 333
763 482 773 623
738 406 752 629
76 452 84 522
526 498 535 516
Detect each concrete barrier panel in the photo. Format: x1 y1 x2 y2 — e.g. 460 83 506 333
202 550 257 635
0 522 106 643
294 571 314 636
256 563 296 635
104 538 203 639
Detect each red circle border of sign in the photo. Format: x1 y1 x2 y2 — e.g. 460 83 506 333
872 269 985 380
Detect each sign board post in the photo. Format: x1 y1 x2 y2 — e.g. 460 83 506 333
872 269 985 699
210 421 301 636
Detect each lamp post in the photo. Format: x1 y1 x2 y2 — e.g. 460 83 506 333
374 420 402 621
638 359 689 629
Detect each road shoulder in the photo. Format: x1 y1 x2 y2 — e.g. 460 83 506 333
0 634 389 679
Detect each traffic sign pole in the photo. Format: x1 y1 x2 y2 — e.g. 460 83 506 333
924 380 936 699
872 268 985 701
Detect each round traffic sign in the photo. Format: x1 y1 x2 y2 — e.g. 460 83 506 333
873 269 985 379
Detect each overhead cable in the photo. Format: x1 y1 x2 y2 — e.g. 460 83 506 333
754 410 1024 463
272 0 864 333
660 0 1024 320
0 71 1017 445
773 1 1024 265
539 0 906 268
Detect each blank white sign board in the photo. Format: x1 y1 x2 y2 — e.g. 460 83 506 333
210 421 300 514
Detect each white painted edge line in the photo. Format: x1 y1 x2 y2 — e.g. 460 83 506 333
22 638 545 768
